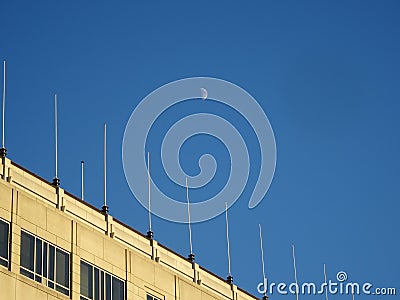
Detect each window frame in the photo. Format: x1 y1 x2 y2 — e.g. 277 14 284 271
146 293 162 300
0 218 10 268
19 229 71 296
80 260 125 300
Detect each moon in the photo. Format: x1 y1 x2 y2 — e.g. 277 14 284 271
200 87 208 100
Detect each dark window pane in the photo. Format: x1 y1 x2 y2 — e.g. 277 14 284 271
43 243 48 277
112 277 124 300
49 245 55 281
100 271 104 300
20 267 34 279
56 249 69 288
80 261 93 298
105 273 111 300
94 268 99 300
0 258 7 267
0 221 9 260
35 239 42 275
20 232 34 271
56 284 69 296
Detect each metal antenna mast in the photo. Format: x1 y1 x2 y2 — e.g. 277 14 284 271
146 152 153 239
259 224 268 299
324 264 329 300
52 94 60 186
81 161 85 200
1 60 7 157
102 123 109 213
186 177 195 262
292 244 299 300
226 202 233 284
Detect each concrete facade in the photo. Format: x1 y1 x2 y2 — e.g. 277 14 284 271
0 156 258 300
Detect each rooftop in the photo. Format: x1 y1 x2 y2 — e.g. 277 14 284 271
0 155 259 300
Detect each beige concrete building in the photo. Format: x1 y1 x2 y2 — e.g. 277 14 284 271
0 155 259 300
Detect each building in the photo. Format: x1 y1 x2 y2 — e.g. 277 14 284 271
0 155 259 300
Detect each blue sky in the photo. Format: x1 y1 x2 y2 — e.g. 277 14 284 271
1 1 399 299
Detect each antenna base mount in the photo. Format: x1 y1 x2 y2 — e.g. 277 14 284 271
226 275 233 284
102 205 109 214
188 253 195 262
146 230 153 239
0 147 6 158
52 177 60 187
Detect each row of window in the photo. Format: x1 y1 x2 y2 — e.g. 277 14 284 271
20 231 70 295
80 261 124 300
0 219 161 300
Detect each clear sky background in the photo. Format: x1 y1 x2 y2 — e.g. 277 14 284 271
1 1 399 299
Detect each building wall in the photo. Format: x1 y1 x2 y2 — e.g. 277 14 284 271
0 157 258 300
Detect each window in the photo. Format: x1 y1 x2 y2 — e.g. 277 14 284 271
146 294 161 300
0 219 10 267
20 230 70 296
80 261 125 300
